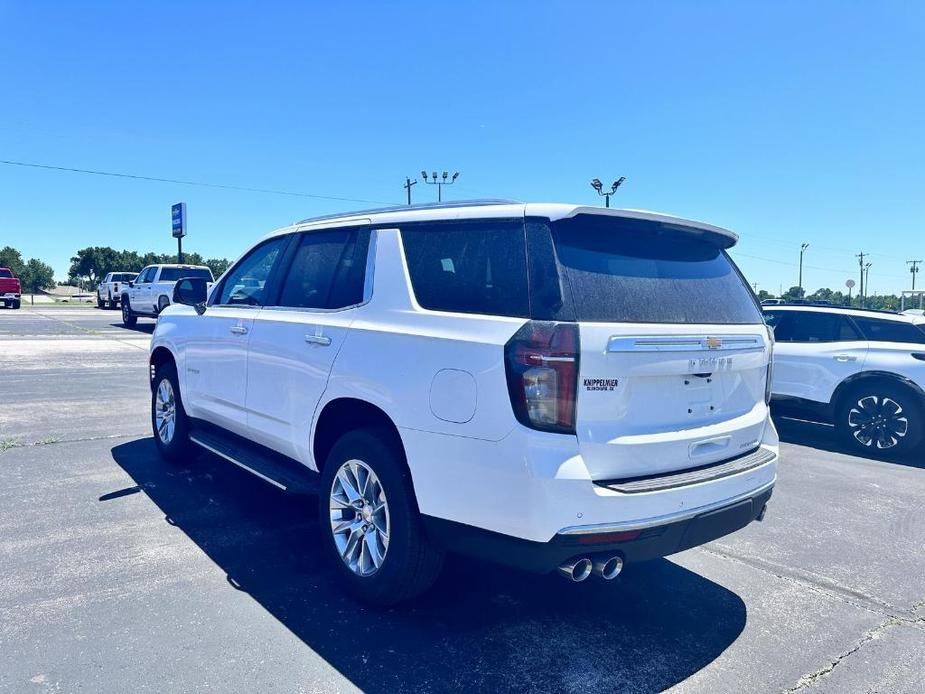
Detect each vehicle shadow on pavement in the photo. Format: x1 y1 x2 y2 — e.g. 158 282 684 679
110 438 747 693
774 416 925 470
109 322 155 334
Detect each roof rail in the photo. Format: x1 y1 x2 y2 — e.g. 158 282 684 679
295 198 522 225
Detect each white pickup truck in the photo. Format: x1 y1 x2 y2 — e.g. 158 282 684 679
96 272 138 309
121 264 213 326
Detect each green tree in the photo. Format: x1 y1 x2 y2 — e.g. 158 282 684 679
19 258 56 293
205 258 231 277
781 285 805 302
756 289 773 302
0 246 25 275
69 246 121 283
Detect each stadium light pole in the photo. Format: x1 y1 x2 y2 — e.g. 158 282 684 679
590 177 626 207
422 170 459 202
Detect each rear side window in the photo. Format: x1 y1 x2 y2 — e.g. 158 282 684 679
852 317 925 344
277 228 370 310
546 215 761 324
766 310 861 342
400 220 529 317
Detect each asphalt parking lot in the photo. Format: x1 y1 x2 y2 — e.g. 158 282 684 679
1 307 924 693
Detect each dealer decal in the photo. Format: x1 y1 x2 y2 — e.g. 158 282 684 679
584 378 619 392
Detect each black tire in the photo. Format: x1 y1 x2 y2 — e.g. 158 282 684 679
97 295 105 309
121 296 137 327
836 382 924 456
319 429 444 605
151 362 196 463
11 299 20 310
107 296 117 310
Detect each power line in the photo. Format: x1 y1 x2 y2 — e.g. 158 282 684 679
0 159 393 205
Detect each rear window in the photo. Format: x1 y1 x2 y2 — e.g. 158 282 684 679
159 267 213 282
852 317 925 344
400 220 529 318
113 273 136 282
547 215 761 324
0 269 12 278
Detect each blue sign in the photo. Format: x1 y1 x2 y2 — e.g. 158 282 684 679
171 202 187 238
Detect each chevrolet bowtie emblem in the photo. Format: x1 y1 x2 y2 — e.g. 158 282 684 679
705 337 722 350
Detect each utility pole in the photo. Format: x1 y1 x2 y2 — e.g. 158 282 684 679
421 170 459 202
798 243 809 297
856 252 866 306
908 260 922 291
590 177 626 207
403 177 417 206
863 262 872 304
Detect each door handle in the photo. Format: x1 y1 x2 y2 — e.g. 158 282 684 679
230 325 248 335
304 334 332 346
833 354 857 362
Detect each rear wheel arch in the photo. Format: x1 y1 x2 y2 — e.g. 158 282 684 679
313 397 407 473
832 371 925 410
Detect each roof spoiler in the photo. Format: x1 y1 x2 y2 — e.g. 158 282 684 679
558 207 739 249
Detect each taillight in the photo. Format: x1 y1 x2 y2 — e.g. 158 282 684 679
504 321 579 434
765 325 775 405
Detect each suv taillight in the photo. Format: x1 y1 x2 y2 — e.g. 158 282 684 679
504 321 579 434
765 324 775 405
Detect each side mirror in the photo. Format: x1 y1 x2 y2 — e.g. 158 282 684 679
173 277 208 315
128 281 134 288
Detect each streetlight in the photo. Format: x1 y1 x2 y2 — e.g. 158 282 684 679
798 243 809 296
590 177 626 208
421 170 459 202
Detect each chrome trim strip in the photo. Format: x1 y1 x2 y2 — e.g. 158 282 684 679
607 334 765 353
597 447 776 494
189 435 288 491
557 478 776 536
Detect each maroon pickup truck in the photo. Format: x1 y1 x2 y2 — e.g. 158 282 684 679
0 267 22 309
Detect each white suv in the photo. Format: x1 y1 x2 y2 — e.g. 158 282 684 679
764 304 925 455
149 200 778 604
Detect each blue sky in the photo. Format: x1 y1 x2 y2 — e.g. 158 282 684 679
1 1 923 295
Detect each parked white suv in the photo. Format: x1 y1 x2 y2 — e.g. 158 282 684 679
97 272 137 309
121 264 213 326
148 201 778 604
764 304 925 455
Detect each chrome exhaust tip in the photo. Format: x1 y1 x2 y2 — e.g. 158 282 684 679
557 557 593 582
593 555 624 580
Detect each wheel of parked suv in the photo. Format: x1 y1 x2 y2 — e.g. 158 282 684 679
97 295 105 309
836 382 923 455
121 297 137 327
107 295 117 310
151 362 196 463
320 429 445 605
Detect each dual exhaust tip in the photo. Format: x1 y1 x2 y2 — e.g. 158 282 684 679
558 555 623 582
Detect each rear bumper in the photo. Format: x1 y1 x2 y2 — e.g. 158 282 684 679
402 417 779 546
1 292 20 300
424 483 773 573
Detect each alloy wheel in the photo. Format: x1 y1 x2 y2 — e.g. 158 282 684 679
329 459 390 577
847 395 908 449
154 378 177 444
